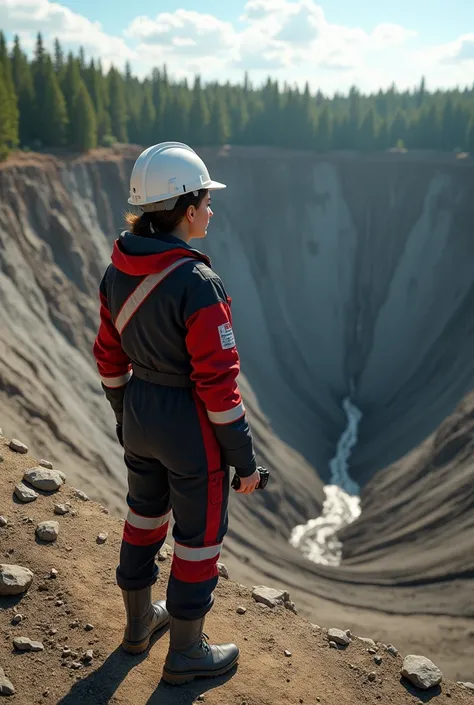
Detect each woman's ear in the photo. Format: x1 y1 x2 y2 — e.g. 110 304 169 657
186 205 195 222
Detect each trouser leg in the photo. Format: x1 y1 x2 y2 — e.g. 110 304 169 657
166 392 230 620
116 449 171 591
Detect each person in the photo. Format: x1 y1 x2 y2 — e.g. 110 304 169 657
92 142 262 686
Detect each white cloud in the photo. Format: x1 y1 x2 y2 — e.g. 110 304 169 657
370 23 417 48
0 0 135 69
126 10 237 56
1 0 472 93
127 0 417 80
432 33 474 64
242 0 289 22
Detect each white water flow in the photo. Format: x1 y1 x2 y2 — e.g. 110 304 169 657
290 392 362 566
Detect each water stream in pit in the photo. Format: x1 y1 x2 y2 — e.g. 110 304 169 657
289 386 362 566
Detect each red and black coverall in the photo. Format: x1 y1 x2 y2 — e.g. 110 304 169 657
93 231 257 620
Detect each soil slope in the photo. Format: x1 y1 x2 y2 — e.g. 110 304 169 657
1 435 473 705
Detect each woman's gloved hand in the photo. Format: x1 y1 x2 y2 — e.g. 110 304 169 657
116 423 124 447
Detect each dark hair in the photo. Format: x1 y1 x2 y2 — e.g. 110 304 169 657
124 189 208 237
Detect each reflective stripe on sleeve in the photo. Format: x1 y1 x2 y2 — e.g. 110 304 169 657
206 402 245 425
126 509 172 530
173 542 222 562
100 371 132 388
115 257 194 335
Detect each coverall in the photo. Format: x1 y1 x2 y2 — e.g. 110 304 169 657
93 230 257 620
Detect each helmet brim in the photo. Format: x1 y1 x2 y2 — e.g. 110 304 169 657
207 180 226 191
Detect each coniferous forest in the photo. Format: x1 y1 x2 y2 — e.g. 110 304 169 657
1 31 474 160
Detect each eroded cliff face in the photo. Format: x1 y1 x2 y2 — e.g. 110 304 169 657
0 149 137 512
197 147 474 485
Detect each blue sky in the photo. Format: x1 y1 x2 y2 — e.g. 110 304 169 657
2 0 474 93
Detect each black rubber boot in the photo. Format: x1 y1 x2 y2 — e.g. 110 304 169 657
121 586 170 654
162 616 240 685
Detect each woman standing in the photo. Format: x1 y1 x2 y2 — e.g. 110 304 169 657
93 142 262 685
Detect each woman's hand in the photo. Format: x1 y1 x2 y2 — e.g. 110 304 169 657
234 468 261 494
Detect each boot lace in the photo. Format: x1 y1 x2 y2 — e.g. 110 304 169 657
200 632 211 653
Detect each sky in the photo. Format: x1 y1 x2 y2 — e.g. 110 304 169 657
1 0 474 95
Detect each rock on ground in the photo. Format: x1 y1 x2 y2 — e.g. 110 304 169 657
13 636 44 652
252 586 295 610
9 439 28 454
0 564 34 595
36 521 59 542
401 654 443 690
0 667 15 696
357 637 377 648
23 467 64 491
328 628 351 646
54 503 69 515
14 482 39 503
158 543 172 561
218 562 229 579
457 682 474 691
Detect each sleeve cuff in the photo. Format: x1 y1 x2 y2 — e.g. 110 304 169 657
235 458 257 478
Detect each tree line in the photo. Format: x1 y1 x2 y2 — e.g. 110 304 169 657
1 31 474 160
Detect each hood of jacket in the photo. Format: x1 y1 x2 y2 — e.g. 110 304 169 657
111 231 211 276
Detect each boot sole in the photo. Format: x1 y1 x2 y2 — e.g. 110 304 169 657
161 653 240 685
122 618 170 655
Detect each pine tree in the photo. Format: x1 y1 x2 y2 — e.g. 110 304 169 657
54 38 64 76
34 33 45 65
31 32 47 144
189 76 210 146
0 66 14 159
231 89 249 144
70 79 97 151
61 53 82 141
416 76 426 109
11 35 36 146
301 82 315 148
36 56 68 146
139 86 156 145
348 86 361 144
466 117 474 153
440 98 455 150
164 89 189 143
85 59 111 144
377 118 389 150
151 68 168 142
358 109 377 151
208 92 230 145
108 67 128 142
389 110 407 148
0 31 19 151
315 105 332 151
78 47 86 73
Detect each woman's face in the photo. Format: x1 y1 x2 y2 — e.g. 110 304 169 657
188 192 213 240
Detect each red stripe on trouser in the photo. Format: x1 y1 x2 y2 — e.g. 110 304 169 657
192 389 223 545
123 521 169 547
171 553 221 583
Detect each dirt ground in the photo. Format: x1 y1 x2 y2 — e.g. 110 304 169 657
1 437 473 705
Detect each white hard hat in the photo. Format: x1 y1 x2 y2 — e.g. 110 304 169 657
128 142 226 211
